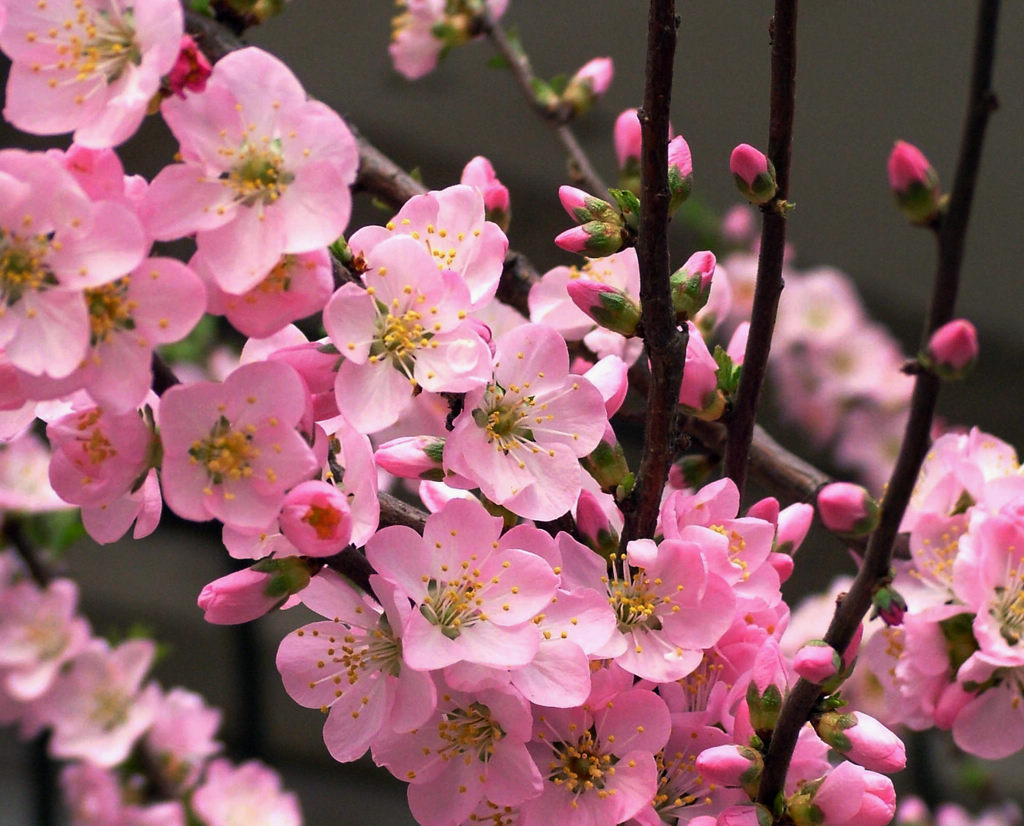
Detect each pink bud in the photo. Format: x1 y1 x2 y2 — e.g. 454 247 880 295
563 57 614 115
198 569 280 625
668 135 693 211
747 497 780 525
167 35 212 99
730 143 777 205
727 321 749 365
840 711 907 773
566 280 640 337
278 481 353 557
926 319 978 378
559 185 594 221
716 804 773 826
722 204 756 244
695 745 763 789
886 140 935 194
793 641 841 684
812 762 896 826
682 250 715 291
614 108 642 168
776 502 814 554
554 225 592 254
374 436 445 481
679 322 719 410
769 552 795 583
817 482 879 537
461 156 510 214
575 489 618 557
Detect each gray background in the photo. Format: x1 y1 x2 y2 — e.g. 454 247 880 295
3 2 1024 824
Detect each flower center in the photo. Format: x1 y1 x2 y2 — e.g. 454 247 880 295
472 384 536 454
549 729 617 796
436 702 504 763
256 257 294 294
0 231 56 307
604 553 669 633
89 686 131 732
228 141 294 207
86 277 136 345
993 571 1024 646
302 503 342 540
189 416 259 485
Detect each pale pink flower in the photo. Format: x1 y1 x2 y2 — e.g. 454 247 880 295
145 687 221 789
520 687 670 826
367 498 558 671
144 47 358 293
0 429 71 512
200 249 332 339
40 638 161 767
373 682 543 826
348 184 508 309
0 149 146 377
324 234 491 433
276 569 436 763
0 578 91 701
158 360 318 530
192 759 301 826
461 156 510 228
81 467 162 544
679 321 720 411
1 0 183 147
389 0 508 80
47 406 152 507
444 324 607 521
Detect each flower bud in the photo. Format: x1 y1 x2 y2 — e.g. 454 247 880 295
817 482 879 538
669 250 715 320
695 744 763 799
747 496 780 525
717 804 774 826
667 135 693 212
166 35 212 99
562 57 614 116
923 319 978 379
871 584 908 627
814 711 907 773
375 436 446 482
198 566 299 625
566 280 640 337
887 140 941 225
279 480 353 557
793 640 842 684
582 423 632 494
554 221 625 257
730 143 777 205
775 502 814 555
461 156 510 231
576 488 619 560
746 640 786 735
558 186 618 224
614 108 642 193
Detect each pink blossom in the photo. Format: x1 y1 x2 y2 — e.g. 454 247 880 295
192 759 301 826
461 156 510 228
0 429 71 512
145 47 358 293
348 184 508 309
444 324 607 521
1 0 183 147
200 249 333 339
367 498 557 670
158 360 318 530
81 467 163 544
278 479 352 556
679 321 720 411
276 569 436 762
145 688 222 788
562 57 614 115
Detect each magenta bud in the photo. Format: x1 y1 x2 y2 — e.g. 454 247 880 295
814 711 907 773
166 35 212 99
817 482 879 538
667 135 693 212
279 480 353 556
730 143 778 205
669 250 715 320
871 584 908 627
793 641 842 684
888 140 942 225
562 57 614 115
566 280 640 337
461 156 510 231
924 318 978 379
198 566 299 625
555 220 625 257
375 436 446 482
747 496 780 525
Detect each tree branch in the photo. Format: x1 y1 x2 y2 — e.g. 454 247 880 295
723 0 798 498
756 0 1000 810
619 0 685 545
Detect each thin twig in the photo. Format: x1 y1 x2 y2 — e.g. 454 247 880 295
478 10 608 195
619 0 684 546
723 0 798 498
756 0 1000 810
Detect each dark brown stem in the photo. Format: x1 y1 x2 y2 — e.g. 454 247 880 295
479 11 608 195
2 518 53 587
723 0 798 498
619 0 684 546
756 0 1000 811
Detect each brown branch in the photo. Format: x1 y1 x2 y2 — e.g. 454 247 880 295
723 0 798 498
756 0 1000 811
478 10 608 195
619 0 684 546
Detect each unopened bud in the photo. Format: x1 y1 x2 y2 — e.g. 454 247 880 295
198 558 312 625
730 143 777 205
667 135 693 212
923 318 978 379
375 436 446 482
817 482 879 538
793 640 842 684
695 745 764 800
566 280 640 337
582 424 631 493
576 489 619 560
461 156 510 231
558 186 618 224
166 35 212 99
279 480 353 557
871 584 908 627
814 711 907 773
614 108 642 194
554 221 625 257
562 57 614 116
775 502 814 555
669 250 715 320
888 140 942 225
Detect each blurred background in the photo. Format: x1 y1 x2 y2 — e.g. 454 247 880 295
3 2 1024 823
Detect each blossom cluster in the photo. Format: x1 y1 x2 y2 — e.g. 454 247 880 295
0 549 302 826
